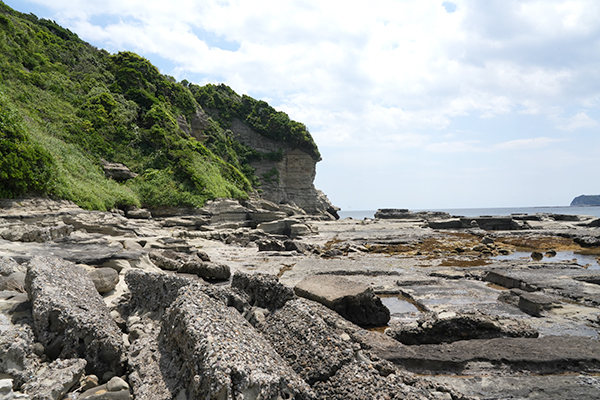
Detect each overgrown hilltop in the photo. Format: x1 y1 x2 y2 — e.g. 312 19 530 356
0 1 320 211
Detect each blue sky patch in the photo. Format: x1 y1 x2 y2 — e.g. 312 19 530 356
442 2 457 13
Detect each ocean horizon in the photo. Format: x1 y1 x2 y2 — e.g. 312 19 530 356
338 205 600 220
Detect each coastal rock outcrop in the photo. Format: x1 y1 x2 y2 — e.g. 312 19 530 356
231 119 339 219
25 256 125 378
162 284 314 399
3 197 600 399
294 275 390 327
385 311 538 345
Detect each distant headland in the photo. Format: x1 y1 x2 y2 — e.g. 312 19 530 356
570 195 600 206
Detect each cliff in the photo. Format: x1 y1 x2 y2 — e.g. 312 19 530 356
229 118 338 218
570 195 600 207
0 2 336 217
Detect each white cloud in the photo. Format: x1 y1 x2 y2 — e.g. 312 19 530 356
9 0 600 208
426 140 481 153
494 137 565 150
557 112 599 131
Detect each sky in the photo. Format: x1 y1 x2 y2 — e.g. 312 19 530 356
5 0 600 210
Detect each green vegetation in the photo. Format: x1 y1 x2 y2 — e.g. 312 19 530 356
190 83 320 160
0 2 319 210
261 167 280 184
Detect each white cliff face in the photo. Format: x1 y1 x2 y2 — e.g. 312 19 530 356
230 118 338 218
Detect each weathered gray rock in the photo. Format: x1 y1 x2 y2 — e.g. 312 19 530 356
255 298 356 384
428 219 463 229
484 270 538 292
0 258 27 299
518 291 561 316
101 160 137 182
149 250 230 280
574 235 600 247
231 271 295 310
257 219 297 235
161 284 314 399
294 275 390 326
459 216 525 230
124 269 194 312
0 326 41 388
385 311 538 345
248 210 288 223
256 218 316 237
160 215 210 229
0 256 23 276
0 224 73 243
89 268 119 294
43 237 127 266
290 223 315 237
176 260 230 280
80 376 131 399
125 208 151 219
256 238 286 252
378 336 600 375
0 378 29 399
313 361 454 400
375 209 451 220
22 358 86 400
127 317 180 400
25 257 125 377
203 199 249 224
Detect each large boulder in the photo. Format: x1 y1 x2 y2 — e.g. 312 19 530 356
231 271 295 310
203 199 249 224
257 218 316 237
21 358 86 400
149 251 230 280
101 160 138 182
161 284 314 399
25 256 125 377
124 269 195 312
88 268 119 294
255 298 356 384
0 326 41 388
385 311 538 345
294 275 390 327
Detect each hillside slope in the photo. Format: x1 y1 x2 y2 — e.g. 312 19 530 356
0 2 334 215
571 195 600 207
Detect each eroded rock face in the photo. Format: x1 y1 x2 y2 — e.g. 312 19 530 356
101 160 138 182
149 250 230 280
255 298 357 384
25 256 125 377
124 269 195 312
231 118 338 219
21 358 86 400
161 284 314 399
0 325 40 388
385 311 538 345
294 275 390 327
231 271 295 311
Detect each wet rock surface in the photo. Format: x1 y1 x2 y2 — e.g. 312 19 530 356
1 198 600 398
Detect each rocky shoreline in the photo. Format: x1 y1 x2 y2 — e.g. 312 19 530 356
1 199 600 399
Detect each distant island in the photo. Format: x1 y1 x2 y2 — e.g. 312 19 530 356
570 195 600 206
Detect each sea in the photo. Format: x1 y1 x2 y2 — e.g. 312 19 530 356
338 206 600 220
